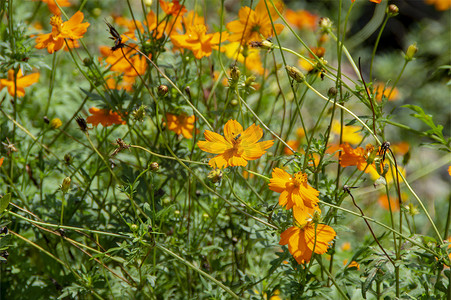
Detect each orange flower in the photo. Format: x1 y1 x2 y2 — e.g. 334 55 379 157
283 140 300 155
226 0 284 44
391 141 409 156
165 113 195 139
425 0 451 11
171 14 228 59
279 219 336 264
100 46 147 77
269 168 320 211
377 195 400 211
86 107 126 127
159 0 187 16
341 242 351 251
344 260 360 270
35 11 89 54
372 83 399 102
352 0 381 3
0 69 40 97
285 9 318 30
197 119 274 168
448 166 451 176
338 143 377 174
36 0 71 15
0 157 3 167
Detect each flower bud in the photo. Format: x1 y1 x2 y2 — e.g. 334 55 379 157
157 85 169 97
43 116 50 124
144 0 153 6
60 177 71 193
230 99 238 106
208 169 223 183
406 203 419 216
64 154 72 165
130 224 139 232
328 87 337 98
387 4 399 17
150 162 159 172
174 210 180 217
286 66 305 83
83 57 93 66
132 105 147 122
50 118 62 129
319 17 332 33
230 66 241 81
405 43 418 61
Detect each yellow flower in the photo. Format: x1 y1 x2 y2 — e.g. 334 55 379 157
86 107 126 127
269 168 320 212
50 118 62 129
226 0 284 44
331 121 363 145
197 119 274 168
0 69 40 97
341 242 351 251
165 113 195 139
221 42 264 75
35 11 90 54
279 218 336 264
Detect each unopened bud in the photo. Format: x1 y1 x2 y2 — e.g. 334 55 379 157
83 57 93 66
250 40 274 50
405 43 418 61
230 99 238 106
328 87 337 98
64 154 72 165
144 0 153 7
61 177 71 193
387 4 399 17
130 224 139 232
230 66 241 81
208 169 223 183
174 210 180 217
319 17 332 33
50 118 62 129
157 85 168 97
406 203 420 216
286 66 305 83
150 162 159 172
132 105 147 121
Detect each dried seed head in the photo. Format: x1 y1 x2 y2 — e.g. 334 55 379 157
75 115 88 132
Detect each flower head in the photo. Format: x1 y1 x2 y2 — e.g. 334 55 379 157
0 157 3 168
0 69 40 97
171 12 228 59
36 0 71 15
372 83 399 102
331 121 364 145
285 9 318 30
338 143 377 174
221 42 264 74
165 113 195 139
159 0 187 16
226 0 284 44
35 11 90 53
269 168 320 210
425 0 450 10
86 107 126 127
279 219 336 264
197 119 274 169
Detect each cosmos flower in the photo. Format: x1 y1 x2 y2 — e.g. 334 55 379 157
36 0 71 16
35 11 90 53
285 9 318 30
86 107 126 127
279 218 336 264
197 119 274 168
165 113 196 139
171 13 228 59
269 168 320 211
0 69 40 97
159 0 187 16
226 0 284 44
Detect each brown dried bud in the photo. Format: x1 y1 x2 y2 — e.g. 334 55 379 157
75 115 88 132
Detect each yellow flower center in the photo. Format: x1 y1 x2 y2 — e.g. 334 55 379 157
293 171 307 187
188 24 206 41
50 15 63 35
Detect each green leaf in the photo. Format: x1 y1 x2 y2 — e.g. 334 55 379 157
0 193 11 214
362 267 378 298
